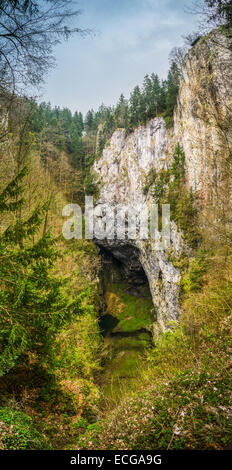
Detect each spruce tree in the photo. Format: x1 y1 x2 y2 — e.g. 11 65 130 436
129 86 143 128
115 94 128 128
0 169 77 376
143 74 154 120
165 62 180 118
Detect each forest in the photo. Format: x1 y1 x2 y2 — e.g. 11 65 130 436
28 59 180 168
0 0 232 455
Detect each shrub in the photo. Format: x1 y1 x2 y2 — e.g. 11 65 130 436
170 143 185 183
75 250 232 451
168 187 202 248
142 168 157 195
84 172 99 197
152 170 170 203
180 250 212 295
164 115 173 128
0 407 50 450
148 145 201 248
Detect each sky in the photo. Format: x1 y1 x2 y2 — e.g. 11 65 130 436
41 0 200 115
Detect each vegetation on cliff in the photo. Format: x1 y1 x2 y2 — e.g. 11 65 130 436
76 247 232 450
0 0 231 452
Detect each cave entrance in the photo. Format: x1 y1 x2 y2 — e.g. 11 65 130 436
100 246 149 288
99 246 155 335
96 247 155 404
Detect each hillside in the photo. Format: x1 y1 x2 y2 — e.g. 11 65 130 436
72 30 232 450
0 27 231 452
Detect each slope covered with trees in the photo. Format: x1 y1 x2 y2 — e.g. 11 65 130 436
0 0 231 452
0 95 103 449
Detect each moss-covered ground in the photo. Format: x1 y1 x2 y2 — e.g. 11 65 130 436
99 332 151 402
98 272 155 403
74 247 232 450
104 282 154 333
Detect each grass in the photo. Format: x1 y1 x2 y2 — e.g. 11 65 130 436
99 333 151 402
0 238 103 450
0 407 50 450
76 319 232 450
1 239 231 450
74 247 232 450
104 283 154 333
99 279 154 403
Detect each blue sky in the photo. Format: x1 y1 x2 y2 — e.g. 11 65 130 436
41 0 199 115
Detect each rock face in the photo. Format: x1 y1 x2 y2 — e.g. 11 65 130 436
172 31 232 199
93 32 232 336
93 120 182 336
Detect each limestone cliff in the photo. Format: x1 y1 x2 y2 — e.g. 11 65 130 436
171 31 232 198
93 31 232 336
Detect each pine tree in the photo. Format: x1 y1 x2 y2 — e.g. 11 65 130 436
143 74 153 120
73 111 84 138
104 108 115 138
0 169 78 376
165 61 180 118
171 143 186 184
159 80 168 113
129 86 143 129
70 128 84 169
151 73 162 116
85 110 95 135
115 94 128 128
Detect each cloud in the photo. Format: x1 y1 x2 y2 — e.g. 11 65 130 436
42 0 198 114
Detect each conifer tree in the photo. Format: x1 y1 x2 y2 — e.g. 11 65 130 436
85 110 95 135
129 86 143 128
143 74 154 120
165 61 180 118
151 73 162 116
0 169 78 376
115 94 128 128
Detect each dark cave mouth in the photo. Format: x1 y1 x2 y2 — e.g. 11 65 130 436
98 246 155 336
99 245 149 287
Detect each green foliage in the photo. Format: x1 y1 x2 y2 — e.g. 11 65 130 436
84 172 99 197
126 73 168 131
30 60 181 172
164 61 180 119
52 309 101 380
151 170 170 203
77 360 232 450
104 283 154 333
142 168 157 195
76 250 232 450
25 53 182 185
169 187 201 248
0 167 27 213
164 115 173 128
128 86 144 129
142 168 170 201
151 145 201 248
170 143 186 183
50 308 101 414
99 277 154 402
180 251 212 295
0 156 102 444
29 101 85 168
0 407 50 450
0 170 88 376
97 130 107 156
115 94 129 129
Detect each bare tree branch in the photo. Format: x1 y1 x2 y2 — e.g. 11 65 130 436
0 0 91 96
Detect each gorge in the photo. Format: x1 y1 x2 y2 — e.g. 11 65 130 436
93 30 232 337
0 19 231 451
